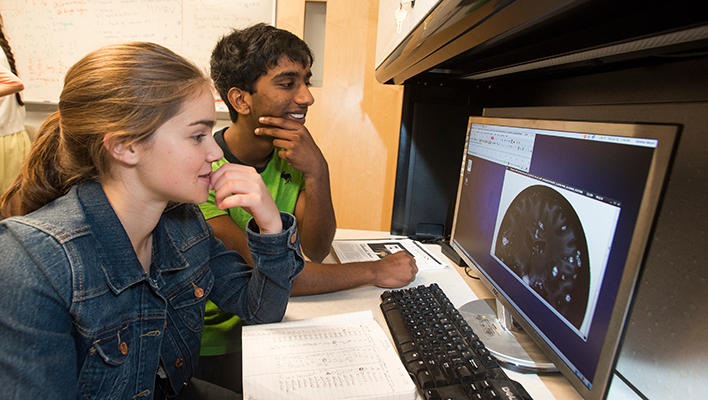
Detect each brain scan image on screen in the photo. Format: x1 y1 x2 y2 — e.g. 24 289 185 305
494 184 590 330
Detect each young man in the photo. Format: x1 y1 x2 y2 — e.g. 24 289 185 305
196 24 418 392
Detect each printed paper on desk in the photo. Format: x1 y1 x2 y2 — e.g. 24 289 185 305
331 238 448 271
242 311 416 400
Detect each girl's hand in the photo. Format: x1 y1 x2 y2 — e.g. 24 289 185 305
209 163 282 234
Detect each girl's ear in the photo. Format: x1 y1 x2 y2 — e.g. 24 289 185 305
227 87 252 115
103 133 140 166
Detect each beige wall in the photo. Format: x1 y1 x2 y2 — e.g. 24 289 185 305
277 0 403 231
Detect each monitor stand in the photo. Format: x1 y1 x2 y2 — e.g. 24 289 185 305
459 298 558 373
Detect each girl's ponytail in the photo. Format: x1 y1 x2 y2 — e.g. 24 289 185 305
0 112 63 217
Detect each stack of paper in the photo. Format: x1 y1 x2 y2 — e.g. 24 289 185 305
242 311 416 400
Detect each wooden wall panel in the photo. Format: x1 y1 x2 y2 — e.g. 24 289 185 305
277 0 404 231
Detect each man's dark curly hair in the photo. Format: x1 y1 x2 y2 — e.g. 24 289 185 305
210 23 313 122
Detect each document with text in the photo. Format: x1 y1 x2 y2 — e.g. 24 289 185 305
242 311 416 400
331 238 449 271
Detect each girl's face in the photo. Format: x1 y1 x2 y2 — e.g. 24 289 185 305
135 86 222 205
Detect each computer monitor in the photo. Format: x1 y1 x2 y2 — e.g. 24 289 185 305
449 116 678 399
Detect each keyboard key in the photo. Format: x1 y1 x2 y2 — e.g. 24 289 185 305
416 369 434 389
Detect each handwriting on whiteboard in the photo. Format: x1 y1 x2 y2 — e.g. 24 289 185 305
0 0 274 104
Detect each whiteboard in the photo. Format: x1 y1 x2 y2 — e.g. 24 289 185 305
0 0 276 109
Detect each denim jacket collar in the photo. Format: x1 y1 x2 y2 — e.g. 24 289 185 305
76 181 189 294
77 181 146 293
151 210 190 273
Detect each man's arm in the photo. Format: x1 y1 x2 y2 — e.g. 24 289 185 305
256 116 336 262
205 215 418 296
293 182 335 262
290 251 418 296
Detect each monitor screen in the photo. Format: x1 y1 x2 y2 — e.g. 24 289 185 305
449 116 678 399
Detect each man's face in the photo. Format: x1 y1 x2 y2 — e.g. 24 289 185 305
249 55 314 127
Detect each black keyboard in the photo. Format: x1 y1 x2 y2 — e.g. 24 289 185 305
380 284 533 400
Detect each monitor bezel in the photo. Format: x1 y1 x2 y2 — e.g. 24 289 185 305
449 116 679 399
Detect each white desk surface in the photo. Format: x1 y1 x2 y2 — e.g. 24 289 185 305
283 229 582 400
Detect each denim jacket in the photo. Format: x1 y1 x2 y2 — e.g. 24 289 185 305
0 180 304 399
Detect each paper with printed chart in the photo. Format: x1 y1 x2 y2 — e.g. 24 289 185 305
331 238 449 271
242 311 416 400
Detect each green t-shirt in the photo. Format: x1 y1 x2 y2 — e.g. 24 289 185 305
198 130 305 356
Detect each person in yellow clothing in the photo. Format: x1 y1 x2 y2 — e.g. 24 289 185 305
0 15 30 193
